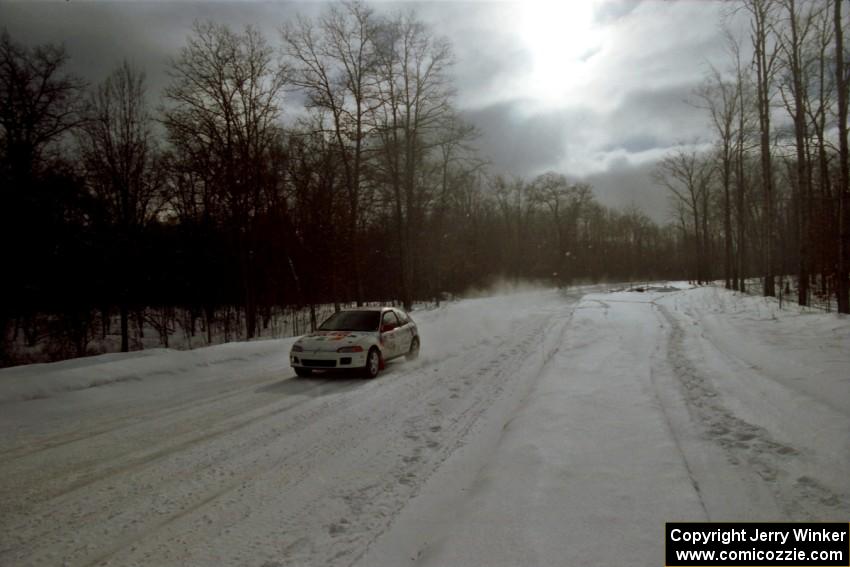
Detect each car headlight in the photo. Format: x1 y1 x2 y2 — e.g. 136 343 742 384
337 346 363 353
292 344 304 352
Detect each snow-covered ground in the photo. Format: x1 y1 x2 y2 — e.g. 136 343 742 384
1 284 847 566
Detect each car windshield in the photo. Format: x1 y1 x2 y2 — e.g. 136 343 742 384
318 310 381 332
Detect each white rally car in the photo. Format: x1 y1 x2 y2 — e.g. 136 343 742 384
290 307 420 378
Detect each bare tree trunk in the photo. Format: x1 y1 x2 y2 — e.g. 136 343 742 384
779 0 812 305
805 8 834 302
723 156 733 289
734 35 750 293
697 67 737 289
836 0 850 313
120 303 129 352
204 305 214 345
750 0 777 296
736 150 748 292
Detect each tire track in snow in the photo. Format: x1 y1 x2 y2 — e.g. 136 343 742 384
0 375 350 514
0 377 366 561
117 314 559 567
0 368 293 461
1 296 574 567
2 310 539 520
657 302 850 520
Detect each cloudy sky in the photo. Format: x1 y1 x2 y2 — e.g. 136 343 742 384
1 0 747 222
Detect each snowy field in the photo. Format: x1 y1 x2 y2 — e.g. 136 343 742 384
0 284 848 566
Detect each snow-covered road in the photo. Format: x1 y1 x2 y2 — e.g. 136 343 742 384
1 285 848 567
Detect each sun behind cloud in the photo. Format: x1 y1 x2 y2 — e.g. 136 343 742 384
517 0 604 106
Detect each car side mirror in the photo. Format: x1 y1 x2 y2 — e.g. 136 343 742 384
381 323 393 333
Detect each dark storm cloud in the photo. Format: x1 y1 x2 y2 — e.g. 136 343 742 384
1 3 177 92
614 84 695 119
0 0 736 224
458 85 685 222
605 82 709 148
582 160 670 222
457 80 707 185
462 100 595 178
0 2 309 96
584 161 670 223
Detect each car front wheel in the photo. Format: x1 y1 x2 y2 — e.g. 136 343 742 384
294 367 312 378
363 347 381 378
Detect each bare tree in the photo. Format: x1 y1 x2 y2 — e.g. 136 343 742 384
745 0 781 296
370 9 455 309
0 31 84 182
429 116 481 303
834 0 850 313
163 21 288 338
620 206 654 278
0 31 85 362
281 1 378 305
78 61 164 351
727 29 759 293
492 175 535 281
530 172 593 283
286 115 346 318
80 62 163 228
776 0 820 305
804 2 836 298
530 172 570 281
696 66 740 289
654 149 714 283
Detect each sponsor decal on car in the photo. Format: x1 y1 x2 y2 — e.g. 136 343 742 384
307 331 355 340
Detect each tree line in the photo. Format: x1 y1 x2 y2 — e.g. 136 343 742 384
2 1 842 365
654 0 849 313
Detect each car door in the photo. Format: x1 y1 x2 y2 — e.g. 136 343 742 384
393 309 414 353
380 311 401 358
